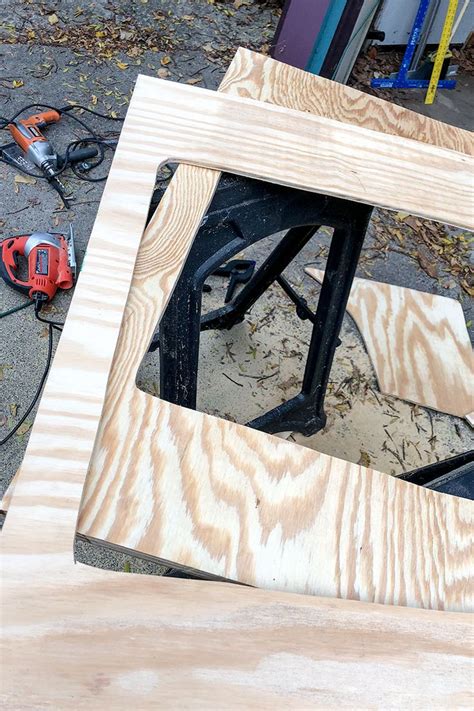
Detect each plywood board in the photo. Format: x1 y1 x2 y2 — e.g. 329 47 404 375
2 49 473 613
3 563 472 709
89 76 472 231
217 50 474 155
306 269 474 420
75 73 472 607
2 49 473 708
2 46 471 516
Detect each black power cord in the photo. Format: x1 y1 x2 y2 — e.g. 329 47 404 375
0 102 124 183
0 299 64 447
34 294 66 328
0 300 35 319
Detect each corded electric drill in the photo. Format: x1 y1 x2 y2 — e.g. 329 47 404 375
7 111 98 207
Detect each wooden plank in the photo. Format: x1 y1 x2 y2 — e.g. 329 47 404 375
92 76 472 231
222 49 473 155
1 49 472 707
3 565 472 709
3 50 472 611
306 269 474 420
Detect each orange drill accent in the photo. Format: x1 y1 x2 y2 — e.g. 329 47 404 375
8 110 61 153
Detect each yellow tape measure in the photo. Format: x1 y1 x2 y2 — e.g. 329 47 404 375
425 0 459 104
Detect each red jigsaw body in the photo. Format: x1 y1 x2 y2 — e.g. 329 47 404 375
0 232 75 302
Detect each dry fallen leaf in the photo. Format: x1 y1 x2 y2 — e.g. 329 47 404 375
48 13 59 25
157 67 170 78
234 0 251 7
395 211 410 221
16 421 32 437
0 365 12 381
186 76 202 85
116 60 129 70
161 55 171 66
14 174 36 185
460 280 474 297
417 248 438 278
10 403 18 417
358 450 371 467
12 79 24 88
403 216 419 231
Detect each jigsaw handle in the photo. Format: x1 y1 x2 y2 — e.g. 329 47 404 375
0 236 31 296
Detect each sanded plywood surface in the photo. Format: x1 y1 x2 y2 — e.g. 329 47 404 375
3 49 472 610
306 269 474 420
74 63 473 610
1 50 473 708
3 562 472 709
223 50 473 155
106 76 473 231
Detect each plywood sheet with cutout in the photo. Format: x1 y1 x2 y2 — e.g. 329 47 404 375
113 76 472 230
306 269 474 420
3 50 472 611
2 50 473 708
73 71 473 609
2 46 471 518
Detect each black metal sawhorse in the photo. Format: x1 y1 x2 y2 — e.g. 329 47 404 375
147 173 372 436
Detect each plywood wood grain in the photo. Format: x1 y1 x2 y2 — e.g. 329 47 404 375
74 63 472 609
110 75 472 231
222 50 473 155
2 49 473 708
2 47 471 516
3 562 472 709
306 269 474 420
3 49 472 611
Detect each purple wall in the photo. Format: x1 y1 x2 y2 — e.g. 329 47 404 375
271 0 332 69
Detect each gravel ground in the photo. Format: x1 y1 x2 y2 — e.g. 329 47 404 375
1 0 472 574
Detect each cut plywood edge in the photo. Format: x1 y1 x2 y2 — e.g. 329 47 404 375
305 268 474 422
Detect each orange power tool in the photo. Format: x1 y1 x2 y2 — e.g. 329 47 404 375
0 225 76 303
7 110 70 205
7 110 98 208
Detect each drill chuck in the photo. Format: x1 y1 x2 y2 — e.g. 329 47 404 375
41 159 58 180
26 141 58 176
